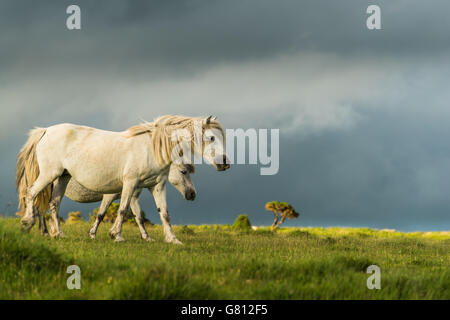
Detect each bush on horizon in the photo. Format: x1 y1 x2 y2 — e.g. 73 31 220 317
232 214 252 231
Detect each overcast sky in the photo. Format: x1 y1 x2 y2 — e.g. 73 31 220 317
1 0 450 231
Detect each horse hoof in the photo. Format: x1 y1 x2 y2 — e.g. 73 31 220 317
20 220 33 232
167 238 183 245
51 232 65 239
143 236 155 242
113 236 125 243
88 230 96 239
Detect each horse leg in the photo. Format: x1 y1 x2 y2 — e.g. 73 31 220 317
38 212 49 236
22 170 61 232
48 176 70 238
129 190 153 242
109 181 137 242
88 194 116 239
152 183 182 245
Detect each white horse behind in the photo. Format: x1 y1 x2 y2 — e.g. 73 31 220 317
37 162 196 244
16 115 229 242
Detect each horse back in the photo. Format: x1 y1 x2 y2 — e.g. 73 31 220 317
37 123 151 193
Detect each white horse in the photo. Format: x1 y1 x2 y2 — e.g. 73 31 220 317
16 115 229 242
38 162 196 244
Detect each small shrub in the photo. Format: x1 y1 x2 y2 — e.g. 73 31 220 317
180 225 195 235
66 211 83 224
232 214 252 231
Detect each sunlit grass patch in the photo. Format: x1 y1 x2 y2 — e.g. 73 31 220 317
0 218 448 299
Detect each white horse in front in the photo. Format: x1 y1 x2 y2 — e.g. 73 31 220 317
37 162 196 243
16 115 229 243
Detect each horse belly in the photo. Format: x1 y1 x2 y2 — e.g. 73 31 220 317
65 179 105 203
72 173 123 194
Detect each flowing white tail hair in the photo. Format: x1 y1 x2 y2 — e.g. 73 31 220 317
16 128 51 216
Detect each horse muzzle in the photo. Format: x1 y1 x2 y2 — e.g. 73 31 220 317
214 155 231 171
185 190 196 201
216 163 230 171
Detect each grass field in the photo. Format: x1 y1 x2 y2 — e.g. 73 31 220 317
0 217 449 299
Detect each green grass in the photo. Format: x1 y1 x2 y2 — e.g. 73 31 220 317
0 218 449 299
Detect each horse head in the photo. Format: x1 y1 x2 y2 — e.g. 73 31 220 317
168 162 196 201
201 115 230 172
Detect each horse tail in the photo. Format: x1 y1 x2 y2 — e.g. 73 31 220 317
16 128 51 216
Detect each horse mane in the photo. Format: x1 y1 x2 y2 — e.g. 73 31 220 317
126 122 155 137
125 115 225 166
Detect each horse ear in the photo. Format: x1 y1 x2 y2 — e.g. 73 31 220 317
204 115 218 125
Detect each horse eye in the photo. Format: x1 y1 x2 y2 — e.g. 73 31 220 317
181 170 187 175
210 136 215 142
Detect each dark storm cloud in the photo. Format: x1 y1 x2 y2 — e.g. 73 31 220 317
1 0 450 76
1 1 450 231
